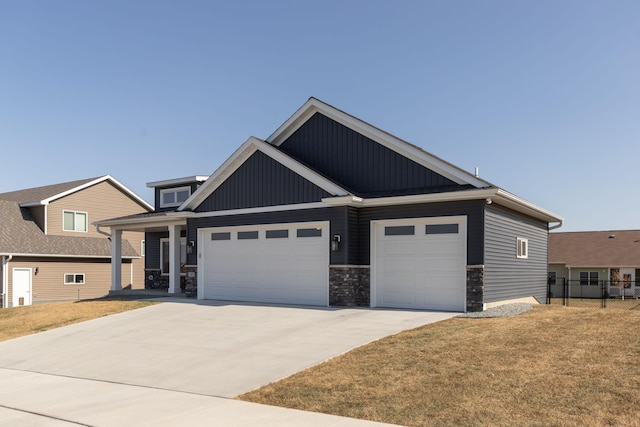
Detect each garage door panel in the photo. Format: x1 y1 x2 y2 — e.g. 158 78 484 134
374 217 466 312
200 222 329 306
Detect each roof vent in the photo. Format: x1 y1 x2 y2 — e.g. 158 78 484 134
609 234 615 239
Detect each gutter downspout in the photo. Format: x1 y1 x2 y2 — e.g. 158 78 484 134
549 220 563 231
95 224 112 239
2 255 12 309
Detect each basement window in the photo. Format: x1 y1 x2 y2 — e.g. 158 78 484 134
516 238 528 259
64 273 85 285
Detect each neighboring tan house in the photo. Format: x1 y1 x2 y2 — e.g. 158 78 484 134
0 176 153 308
548 230 640 298
98 97 563 312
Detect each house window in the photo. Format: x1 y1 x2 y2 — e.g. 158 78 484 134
548 272 556 285
579 271 599 286
64 273 85 285
516 237 528 259
160 238 187 275
63 211 87 232
160 186 191 208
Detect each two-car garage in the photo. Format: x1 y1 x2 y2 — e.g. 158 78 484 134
198 222 330 306
197 217 467 312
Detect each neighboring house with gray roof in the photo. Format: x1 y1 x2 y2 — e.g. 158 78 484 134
548 230 640 298
0 176 152 307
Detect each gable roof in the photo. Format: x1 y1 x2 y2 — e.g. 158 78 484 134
267 97 491 189
0 175 153 211
549 230 640 268
0 200 138 257
180 136 350 211
174 97 561 225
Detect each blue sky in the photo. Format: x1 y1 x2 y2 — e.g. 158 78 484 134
1 1 638 232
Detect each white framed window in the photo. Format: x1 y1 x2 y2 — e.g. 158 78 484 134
516 237 528 259
160 238 187 275
579 271 599 286
160 186 191 208
64 273 85 284
63 210 87 232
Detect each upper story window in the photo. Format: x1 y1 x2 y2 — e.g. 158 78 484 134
160 186 191 208
63 210 87 232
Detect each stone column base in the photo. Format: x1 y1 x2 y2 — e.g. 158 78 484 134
466 265 484 312
329 265 370 307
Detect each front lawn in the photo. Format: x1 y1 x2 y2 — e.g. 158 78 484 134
239 305 640 426
0 300 157 342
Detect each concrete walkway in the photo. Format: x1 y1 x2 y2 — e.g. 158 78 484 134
0 299 456 426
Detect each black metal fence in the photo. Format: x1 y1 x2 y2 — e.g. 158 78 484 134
548 278 640 309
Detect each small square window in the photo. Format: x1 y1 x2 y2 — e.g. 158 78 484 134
516 238 528 259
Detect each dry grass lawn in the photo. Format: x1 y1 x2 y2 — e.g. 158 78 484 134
240 305 640 427
0 300 157 342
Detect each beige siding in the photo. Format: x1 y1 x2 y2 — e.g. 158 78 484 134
47 180 148 239
43 180 148 294
6 257 142 306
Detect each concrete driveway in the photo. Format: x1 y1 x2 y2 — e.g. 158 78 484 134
0 299 456 426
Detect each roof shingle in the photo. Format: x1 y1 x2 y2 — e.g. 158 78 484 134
549 230 640 268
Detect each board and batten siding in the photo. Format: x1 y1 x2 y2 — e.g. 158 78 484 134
195 151 331 213
279 112 460 196
483 204 549 304
187 207 348 266
7 257 138 306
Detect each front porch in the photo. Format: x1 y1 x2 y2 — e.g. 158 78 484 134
96 212 194 297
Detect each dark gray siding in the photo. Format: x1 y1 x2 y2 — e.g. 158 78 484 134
279 113 467 197
195 151 331 213
144 231 166 269
187 207 348 265
355 200 485 265
483 204 549 304
154 182 202 212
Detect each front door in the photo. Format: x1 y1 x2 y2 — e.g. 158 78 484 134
12 268 32 306
621 269 635 297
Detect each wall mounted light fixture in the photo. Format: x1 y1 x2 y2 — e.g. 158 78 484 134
331 234 341 251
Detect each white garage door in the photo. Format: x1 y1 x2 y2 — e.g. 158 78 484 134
198 221 329 306
372 216 467 312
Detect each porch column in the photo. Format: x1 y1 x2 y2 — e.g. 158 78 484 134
111 229 122 291
168 224 181 294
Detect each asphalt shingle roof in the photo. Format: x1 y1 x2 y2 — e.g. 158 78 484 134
0 200 138 257
0 177 101 204
549 230 640 268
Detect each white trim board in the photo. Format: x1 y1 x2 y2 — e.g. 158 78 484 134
266 97 489 188
179 137 350 211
